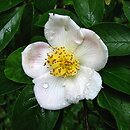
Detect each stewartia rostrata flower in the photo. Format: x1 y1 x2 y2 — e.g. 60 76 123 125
22 14 108 110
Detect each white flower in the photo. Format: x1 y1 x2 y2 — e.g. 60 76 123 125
22 14 108 110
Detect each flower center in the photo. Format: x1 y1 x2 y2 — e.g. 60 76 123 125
45 47 80 77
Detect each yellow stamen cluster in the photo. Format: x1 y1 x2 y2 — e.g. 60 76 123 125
45 47 80 77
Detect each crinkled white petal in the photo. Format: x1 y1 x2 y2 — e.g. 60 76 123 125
33 72 70 110
64 66 102 102
74 28 108 71
22 42 51 79
33 66 102 110
44 13 83 52
84 70 102 100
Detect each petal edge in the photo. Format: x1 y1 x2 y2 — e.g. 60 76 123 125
33 73 70 110
44 13 83 51
22 42 51 78
75 28 108 71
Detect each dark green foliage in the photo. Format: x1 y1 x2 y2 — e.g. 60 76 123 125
98 89 130 130
0 0 130 130
4 47 32 84
90 23 130 56
0 6 24 52
73 0 104 27
100 62 130 95
12 86 60 130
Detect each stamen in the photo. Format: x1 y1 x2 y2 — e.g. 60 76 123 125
45 46 80 77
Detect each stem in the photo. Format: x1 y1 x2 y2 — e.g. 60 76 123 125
53 110 64 130
83 100 89 130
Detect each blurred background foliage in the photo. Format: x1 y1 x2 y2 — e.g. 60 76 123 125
0 0 130 130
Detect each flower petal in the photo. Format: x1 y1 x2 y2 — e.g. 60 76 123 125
33 72 70 110
64 66 93 103
44 13 83 52
84 70 102 100
74 28 108 71
22 42 51 79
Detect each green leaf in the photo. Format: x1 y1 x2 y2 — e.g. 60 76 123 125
0 0 24 12
34 9 82 27
0 63 23 95
97 109 117 129
0 9 16 29
31 35 47 43
123 1 130 21
98 90 130 130
20 3 33 44
90 23 130 56
100 62 130 95
0 6 24 52
63 0 73 5
73 0 104 27
61 102 83 130
34 0 56 13
12 86 60 130
4 47 32 84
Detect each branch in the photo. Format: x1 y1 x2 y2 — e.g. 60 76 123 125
83 100 89 130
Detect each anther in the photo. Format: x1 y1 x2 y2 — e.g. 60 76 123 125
44 62 46 66
45 46 80 77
